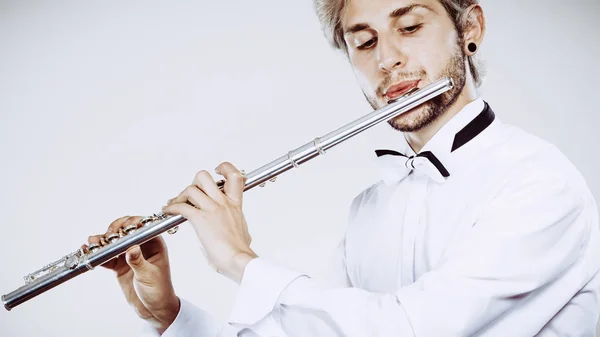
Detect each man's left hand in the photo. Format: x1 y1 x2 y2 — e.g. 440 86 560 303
162 162 257 284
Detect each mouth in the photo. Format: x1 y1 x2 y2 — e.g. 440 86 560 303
384 80 421 103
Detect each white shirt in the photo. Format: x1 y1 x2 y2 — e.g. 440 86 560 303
141 98 600 337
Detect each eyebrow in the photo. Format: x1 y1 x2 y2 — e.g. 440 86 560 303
390 4 434 18
344 4 434 35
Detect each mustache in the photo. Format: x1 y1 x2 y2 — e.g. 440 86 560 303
376 69 427 97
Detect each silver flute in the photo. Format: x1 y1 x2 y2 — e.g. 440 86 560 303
2 77 453 311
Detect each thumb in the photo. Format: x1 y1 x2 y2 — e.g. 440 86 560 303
125 245 151 275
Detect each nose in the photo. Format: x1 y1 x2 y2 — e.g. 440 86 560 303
377 36 406 73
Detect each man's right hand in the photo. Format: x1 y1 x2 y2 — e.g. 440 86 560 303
86 216 180 334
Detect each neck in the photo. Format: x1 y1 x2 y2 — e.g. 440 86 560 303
405 80 478 153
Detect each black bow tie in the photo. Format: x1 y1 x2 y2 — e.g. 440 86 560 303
375 149 450 184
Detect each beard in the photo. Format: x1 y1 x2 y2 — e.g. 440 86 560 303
364 42 467 133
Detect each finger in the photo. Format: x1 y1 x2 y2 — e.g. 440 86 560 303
138 236 168 259
106 216 132 235
162 202 203 223
192 170 225 204
115 216 144 234
86 233 127 270
86 234 104 246
125 245 154 283
87 240 118 270
84 239 119 270
215 162 246 204
86 234 111 268
170 185 218 211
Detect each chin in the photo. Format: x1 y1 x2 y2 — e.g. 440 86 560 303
387 104 435 132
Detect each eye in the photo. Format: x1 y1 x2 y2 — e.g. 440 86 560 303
358 37 377 50
400 24 423 34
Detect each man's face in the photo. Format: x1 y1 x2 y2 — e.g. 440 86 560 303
342 0 467 132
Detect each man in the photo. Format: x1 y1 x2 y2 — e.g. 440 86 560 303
88 0 600 336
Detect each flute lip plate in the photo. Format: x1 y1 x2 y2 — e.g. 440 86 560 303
387 86 420 104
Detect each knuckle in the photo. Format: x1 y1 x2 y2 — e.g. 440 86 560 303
108 216 128 229
194 170 212 184
117 217 135 230
125 216 138 224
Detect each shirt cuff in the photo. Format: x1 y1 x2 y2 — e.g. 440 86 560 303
139 297 220 337
227 257 307 327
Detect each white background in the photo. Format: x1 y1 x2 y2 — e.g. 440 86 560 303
1 0 599 336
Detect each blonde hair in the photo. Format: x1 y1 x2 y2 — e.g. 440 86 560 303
313 0 485 87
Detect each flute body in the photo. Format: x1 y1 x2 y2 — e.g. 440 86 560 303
2 77 454 311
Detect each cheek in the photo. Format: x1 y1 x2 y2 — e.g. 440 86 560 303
350 55 380 92
407 31 459 76
413 49 437 75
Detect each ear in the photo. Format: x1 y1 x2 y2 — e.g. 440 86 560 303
462 4 486 56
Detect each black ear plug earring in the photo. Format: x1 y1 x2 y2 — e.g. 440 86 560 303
468 42 477 53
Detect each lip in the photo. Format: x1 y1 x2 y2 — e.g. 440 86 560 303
384 80 421 102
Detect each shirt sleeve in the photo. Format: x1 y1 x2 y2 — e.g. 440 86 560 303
227 172 599 336
138 297 221 337
137 235 353 337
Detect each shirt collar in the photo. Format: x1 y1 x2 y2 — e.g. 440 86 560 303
377 98 495 182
